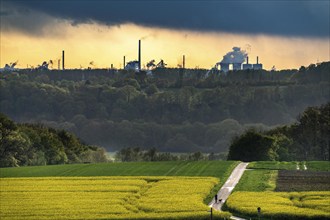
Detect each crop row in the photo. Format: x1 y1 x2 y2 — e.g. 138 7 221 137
226 191 330 220
276 170 330 191
0 177 230 219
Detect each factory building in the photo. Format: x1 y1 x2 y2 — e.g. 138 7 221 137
216 47 263 72
125 61 139 71
220 63 229 72
253 56 262 70
242 56 253 70
233 63 242 71
217 47 247 72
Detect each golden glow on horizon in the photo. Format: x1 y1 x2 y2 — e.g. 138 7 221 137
1 22 329 70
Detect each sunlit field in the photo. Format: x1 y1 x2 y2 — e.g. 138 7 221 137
226 191 330 220
0 177 230 220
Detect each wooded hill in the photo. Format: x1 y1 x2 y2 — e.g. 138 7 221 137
0 113 107 167
228 103 330 161
0 62 329 153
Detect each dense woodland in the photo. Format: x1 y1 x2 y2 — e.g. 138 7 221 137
0 113 107 167
0 62 329 154
228 103 330 161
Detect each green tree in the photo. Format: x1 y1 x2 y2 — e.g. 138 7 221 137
143 147 157 161
227 129 275 161
145 84 159 96
189 151 204 161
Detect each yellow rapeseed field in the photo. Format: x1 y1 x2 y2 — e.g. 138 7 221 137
226 191 330 219
0 177 230 220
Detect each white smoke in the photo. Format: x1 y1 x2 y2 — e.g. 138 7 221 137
221 47 247 64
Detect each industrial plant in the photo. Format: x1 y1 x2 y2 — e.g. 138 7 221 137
216 47 263 72
1 40 263 75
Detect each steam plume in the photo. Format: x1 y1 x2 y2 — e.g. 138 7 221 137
221 47 247 64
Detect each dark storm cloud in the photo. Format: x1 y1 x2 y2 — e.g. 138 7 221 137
2 0 330 38
0 1 61 36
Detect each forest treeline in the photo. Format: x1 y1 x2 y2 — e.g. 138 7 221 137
0 113 107 167
0 62 329 152
228 103 330 161
114 147 226 162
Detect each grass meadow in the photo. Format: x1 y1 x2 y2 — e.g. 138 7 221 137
0 161 238 179
248 161 330 171
306 161 330 171
233 169 277 192
247 161 298 170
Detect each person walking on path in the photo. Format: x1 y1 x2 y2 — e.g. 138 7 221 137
209 162 249 211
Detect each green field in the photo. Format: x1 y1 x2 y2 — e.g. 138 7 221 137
306 161 330 171
248 161 330 171
0 177 231 220
247 161 298 170
0 161 238 179
234 169 277 192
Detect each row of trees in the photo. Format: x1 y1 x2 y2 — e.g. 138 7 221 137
228 103 330 161
115 147 226 162
15 61 329 86
36 118 271 153
0 113 108 167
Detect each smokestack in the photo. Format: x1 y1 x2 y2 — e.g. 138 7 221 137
247 56 249 64
123 56 126 69
183 55 185 69
257 56 259 64
138 40 141 70
62 50 65 70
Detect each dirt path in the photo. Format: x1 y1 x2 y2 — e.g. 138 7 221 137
209 162 249 211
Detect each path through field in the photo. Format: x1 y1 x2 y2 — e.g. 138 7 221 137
209 162 249 211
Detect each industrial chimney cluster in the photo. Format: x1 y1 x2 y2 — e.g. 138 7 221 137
2 42 263 73
217 47 263 72
124 40 141 71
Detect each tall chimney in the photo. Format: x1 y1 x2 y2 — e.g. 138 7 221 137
257 56 259 64
247 56 249 64
123 56 126 69
138 40 141 70
183 55 185 69
62 50 65 70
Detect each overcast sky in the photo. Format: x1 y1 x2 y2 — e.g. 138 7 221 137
2 0 329 38
1 0 329 70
